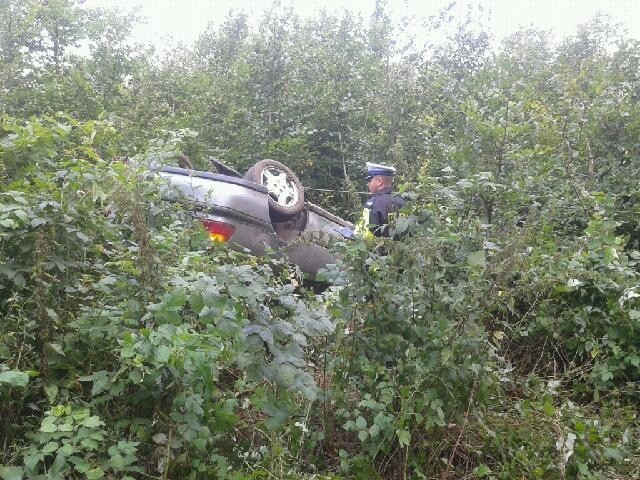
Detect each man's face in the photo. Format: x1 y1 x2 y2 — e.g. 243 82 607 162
367 176 384 194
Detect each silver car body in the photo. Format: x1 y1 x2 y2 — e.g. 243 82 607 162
157 165 352 274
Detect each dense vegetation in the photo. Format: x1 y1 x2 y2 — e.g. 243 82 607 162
1 0 639 478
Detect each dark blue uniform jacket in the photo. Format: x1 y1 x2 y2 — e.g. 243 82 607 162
365 187 407 237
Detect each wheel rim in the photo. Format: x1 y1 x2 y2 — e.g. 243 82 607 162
261 167 299 207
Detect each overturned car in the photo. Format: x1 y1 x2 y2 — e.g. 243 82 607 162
156 158 353 275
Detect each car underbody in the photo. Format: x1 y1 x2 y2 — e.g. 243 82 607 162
156 159 353 275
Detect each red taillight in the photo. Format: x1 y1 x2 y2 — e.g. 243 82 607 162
201 220 235 242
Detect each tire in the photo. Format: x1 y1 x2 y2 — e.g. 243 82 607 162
243 159 305 215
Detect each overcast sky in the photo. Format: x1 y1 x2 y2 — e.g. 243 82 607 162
83 0 640 51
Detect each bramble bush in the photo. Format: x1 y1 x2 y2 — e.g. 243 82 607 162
320 207 503 478
308 164 639 478
0 116 334 479
2 115 640 479
3 2 640 477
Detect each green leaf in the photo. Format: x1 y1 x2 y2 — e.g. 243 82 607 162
604 447 623 462
74 462 91 474
85 467 104 479
0 219 16 228
0 370 29 387
109 453 126 470
80 439 99 450
0 466 24 480
227 283 249 298
163 288 187 309
58 422 74 432
57 443 75 456
23 453 40 472
263 406 290 431
393 216 409 234
82 416 104 428
355 416 367 430
90 371 110 396
44 385 59 403
396 429 411 448
50 453 67 475
30 217 47 227
627 354 640 367
193 437 207 451
155 345 171 364
40 422 58 433
72 409 89 421
189 293 204 313
600 369 613 382
47 342 65 356
42 442 59 454
467 250 486 267
474 464 492 477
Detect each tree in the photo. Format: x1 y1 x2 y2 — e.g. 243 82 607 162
0 0 85 114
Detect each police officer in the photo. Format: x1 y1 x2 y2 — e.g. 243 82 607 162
355 162 406 238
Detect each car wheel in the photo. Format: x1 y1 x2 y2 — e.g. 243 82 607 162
244 159 305 215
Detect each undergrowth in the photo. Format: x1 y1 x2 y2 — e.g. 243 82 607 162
1 116 639 479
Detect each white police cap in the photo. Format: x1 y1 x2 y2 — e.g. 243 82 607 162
365 162 397 179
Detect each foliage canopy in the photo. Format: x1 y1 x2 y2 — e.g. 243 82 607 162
1 1 639 479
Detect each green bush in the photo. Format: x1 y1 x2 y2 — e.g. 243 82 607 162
0 116 333 479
